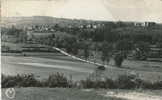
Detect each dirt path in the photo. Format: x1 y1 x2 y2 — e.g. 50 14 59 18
52 47 103 66
104 91 162 100
82 89 162 100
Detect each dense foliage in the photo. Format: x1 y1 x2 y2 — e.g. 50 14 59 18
2 21 162 66
2 73 162 89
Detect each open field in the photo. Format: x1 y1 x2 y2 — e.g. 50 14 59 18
1 88 124 100
2 53 96 81
2 88 162 100
2 52 162 82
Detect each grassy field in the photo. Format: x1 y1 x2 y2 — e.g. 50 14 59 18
2 52 162 82
1 88 125 100
1 53 97 81
2 88 162 100
103 59 162 82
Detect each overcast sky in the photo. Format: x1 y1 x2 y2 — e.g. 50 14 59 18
2 0 162 22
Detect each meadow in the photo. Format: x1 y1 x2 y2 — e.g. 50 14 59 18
2 52 162 82
1 88 125 100
2 88 162 100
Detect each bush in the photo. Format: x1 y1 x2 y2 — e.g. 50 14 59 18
80 77 116 89
18 74 38 87
116 74 143 89
2 73 72 88
47 72 70 88
2 74 39 88
80 78 95 88
1 75 12 88
141 81 162 89
81 80 106 89
105 78 117 89
2 73 162 89
152 81 162 89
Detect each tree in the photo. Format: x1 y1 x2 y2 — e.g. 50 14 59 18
8 27 28 43
79 41 91 60
92 28 105 42
115 39 133 58
63 36 78 54
17 30 27 43
92 42 100 63
101 41 113 65
84 44 90 60
115 39 133 51
114 52 124 67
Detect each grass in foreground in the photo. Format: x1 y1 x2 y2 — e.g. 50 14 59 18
2 88 126 100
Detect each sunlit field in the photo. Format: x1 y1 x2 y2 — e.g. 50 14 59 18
2 52 162 82
2 53 96 81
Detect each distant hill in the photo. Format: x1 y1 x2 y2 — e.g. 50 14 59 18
2 16 162 35
1 16 104 28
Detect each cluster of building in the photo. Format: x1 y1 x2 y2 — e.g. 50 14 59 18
23 21 157 33
24 25 56 32
133 22 156 27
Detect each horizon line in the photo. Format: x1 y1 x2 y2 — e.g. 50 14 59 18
2 15 161 24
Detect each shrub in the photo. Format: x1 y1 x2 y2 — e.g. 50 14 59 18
18 74 38 87
105 78 117 89
2 73 72 88
2 74 17 88
2 74 39 88
2 73 162 89
47 72 70 88
80 76 116 89
141 81 162 89
80 78 95 88
116 74 143 89
152 81 162 89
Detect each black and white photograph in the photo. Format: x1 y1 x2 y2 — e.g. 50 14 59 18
1 0 162 100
